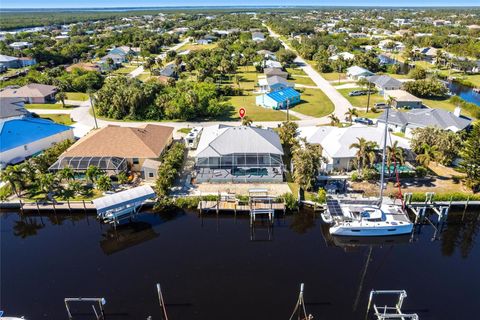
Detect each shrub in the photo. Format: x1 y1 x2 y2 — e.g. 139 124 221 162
362 168 378 181
278 192 298 211
351 171 360 181
415 166 428 177
316 188 327 204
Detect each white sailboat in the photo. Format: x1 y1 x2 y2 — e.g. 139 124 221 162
326 107 414 237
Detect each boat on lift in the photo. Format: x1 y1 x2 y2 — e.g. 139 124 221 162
327 107 414 237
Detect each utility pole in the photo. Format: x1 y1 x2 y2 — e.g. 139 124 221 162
366 81 372 113
88 90 99 129
286 98 290 122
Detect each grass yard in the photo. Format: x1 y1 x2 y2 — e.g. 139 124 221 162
38 114 75 125
226 95 298 121
26 103 73 109
178 42 218 52
177 127 192 134
233 66 259 91
320 72 347 81
137 73 151 81
286 67 307 76
382 73 411 79
65 92 89 101
291 88 334 117
291 75 316 86
356 108 383 119
113 65 137 74
338 87 385 108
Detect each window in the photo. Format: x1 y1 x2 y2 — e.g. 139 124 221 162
149 172 154 178
132 158 139 164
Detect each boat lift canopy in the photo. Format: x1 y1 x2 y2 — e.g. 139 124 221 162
93 185 156 217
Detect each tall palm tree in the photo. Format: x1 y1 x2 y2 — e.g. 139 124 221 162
386 141 405 175
349 138 378 173
0 165 24 198
55 91 67 108
416 143 440 167
328 114 340 126
85 165 101 184
345 108 359 124
58 167 75 182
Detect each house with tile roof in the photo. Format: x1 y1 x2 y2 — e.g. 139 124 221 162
49 124 174 180
194 125 284 182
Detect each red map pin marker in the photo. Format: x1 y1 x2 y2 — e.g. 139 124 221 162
239 108 246 118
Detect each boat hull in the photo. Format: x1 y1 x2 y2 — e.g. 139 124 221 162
329 223 413 237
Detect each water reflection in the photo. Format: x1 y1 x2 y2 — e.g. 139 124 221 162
440 210 480 258
13 216 44 239
100 221 158 255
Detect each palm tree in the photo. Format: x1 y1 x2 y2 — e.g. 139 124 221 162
38 173 58 200
328 114 340 126
85 165 101 184
0 165 24 198
386 141 405 175
58 167 75 182
349 137 378 173
241 116 253 126
96 174 112 191
55 91 67 108
416 143 440 167
345 108 359 124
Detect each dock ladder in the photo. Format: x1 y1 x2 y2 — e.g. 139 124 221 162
366 290 419 319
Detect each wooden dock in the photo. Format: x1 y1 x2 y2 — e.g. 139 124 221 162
198 200 286 214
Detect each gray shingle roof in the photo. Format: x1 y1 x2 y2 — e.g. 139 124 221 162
377 108 472 131
366 75 402 90
0 98 28 119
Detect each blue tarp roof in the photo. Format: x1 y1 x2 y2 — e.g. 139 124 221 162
0 117 71 152
266 88 300 103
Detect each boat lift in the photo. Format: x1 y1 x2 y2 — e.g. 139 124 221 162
248 188 275 226
92 185 156 228
366 290 419 320
64 297 106 320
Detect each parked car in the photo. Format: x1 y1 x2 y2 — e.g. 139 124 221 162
374 102 387 109
349 90 364 96
354 117 373 125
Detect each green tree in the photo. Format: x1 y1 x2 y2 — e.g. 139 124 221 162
278 121 299 169
386 141 405 175
459 123 480 192
328 114 340 126
292 141 323 191
0 165 24 198
117 171 129 184
416 143 441 167
85 165 101 184
241 116 253 126
407 67 427 80
58 167 75 182
345 108 359 124
96 174 112 191
55 91 67 108
349 138 378 173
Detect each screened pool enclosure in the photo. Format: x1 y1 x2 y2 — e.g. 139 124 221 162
49 156 128 174
195 153 284 183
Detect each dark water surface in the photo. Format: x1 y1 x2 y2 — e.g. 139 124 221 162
447 81 480 107
1 209 479 320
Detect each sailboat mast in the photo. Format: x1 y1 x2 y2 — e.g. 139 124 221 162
379 106 390 205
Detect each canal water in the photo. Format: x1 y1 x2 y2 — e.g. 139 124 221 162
447 81 480 107
1 209 479 320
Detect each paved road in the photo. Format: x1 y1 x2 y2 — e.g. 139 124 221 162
266 26 352 121
128 38 191 78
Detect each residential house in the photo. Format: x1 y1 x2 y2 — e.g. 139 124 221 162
257 50 277 60
109 46 138 56
0 98 74 168
377 107 471 138
264 60 282 69
366 75 403 93
159 63 178 79
329 52 355 61
383 90 422 109
346 66 374 80
264 68 288 79
256 87 301 110
197 39 211 45
417 47 437 63
258 76 294 93
194 125 284 183
0 54 36 69
9 41 32 50
252 32 265 42
0 83 58 104
98 53 126 71
49 124 174 180
297 125 409 172
378 40 405 52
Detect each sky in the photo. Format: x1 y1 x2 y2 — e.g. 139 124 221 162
1 0 479 9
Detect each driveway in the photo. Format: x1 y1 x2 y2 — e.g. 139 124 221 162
266 26 352 121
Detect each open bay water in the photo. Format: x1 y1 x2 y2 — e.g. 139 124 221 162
1 208 479 319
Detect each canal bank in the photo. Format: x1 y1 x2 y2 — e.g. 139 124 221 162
1 208 479 319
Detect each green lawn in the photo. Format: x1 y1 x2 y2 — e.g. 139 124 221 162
291 88 334 117
338 87 385 108
137 73 151 81
65 92 89 101
320 72 347 81
177 127 192 134
26 103 73 109
227 95 298 121
382 73 411 79
291 75 316 86
39 114 75 125
357 108 383 119
113 65 137 74
286 67 307 76
178 42 218 51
